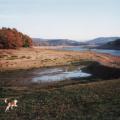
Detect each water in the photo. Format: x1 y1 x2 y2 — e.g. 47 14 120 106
92 49 120 56
61 46 87 51
59 46 120 56
32 66 91 83
0 65 91 86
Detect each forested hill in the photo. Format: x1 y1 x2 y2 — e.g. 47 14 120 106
0 27 32 49
86 37 120 45
32 38 85 46
97 39 120 50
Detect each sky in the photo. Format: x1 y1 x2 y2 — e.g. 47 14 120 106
0 0 120 41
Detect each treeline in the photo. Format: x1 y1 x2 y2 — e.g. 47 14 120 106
0 27 32 49
97 39 120 50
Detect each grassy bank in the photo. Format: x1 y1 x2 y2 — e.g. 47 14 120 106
0 79 120 120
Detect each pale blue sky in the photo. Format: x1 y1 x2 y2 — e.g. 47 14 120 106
0 0 120 41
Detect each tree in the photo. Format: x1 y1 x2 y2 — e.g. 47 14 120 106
0 27 32 49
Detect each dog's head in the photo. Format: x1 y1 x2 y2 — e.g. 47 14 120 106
14 99 18 104
4 98 18 104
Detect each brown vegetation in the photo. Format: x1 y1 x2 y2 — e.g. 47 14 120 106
0 27 32 49
0 47 120 71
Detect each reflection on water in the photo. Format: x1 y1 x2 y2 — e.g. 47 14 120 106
0 65 91 86
32 66 91 82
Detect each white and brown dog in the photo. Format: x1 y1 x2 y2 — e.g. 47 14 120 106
4 98 18 112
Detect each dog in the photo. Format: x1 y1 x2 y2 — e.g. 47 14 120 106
4 98 18 112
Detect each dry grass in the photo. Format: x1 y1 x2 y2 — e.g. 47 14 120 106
0 47 120 71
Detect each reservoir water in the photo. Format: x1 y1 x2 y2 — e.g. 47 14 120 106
59 46 120 56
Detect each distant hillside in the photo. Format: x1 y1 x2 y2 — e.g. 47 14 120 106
32 38 49 46
86 37 120 45
32 38 85 46
97 39 120 50
0 27 32 49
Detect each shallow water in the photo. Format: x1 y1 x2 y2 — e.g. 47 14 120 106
32 66 91 83
0 65 91 86
92 49 120 56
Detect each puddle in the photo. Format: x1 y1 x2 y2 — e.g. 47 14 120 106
32 66 91 82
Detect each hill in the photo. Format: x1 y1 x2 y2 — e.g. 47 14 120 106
97 39 120 50
86 37 120 45
32 38 85 46
0 27 32 49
